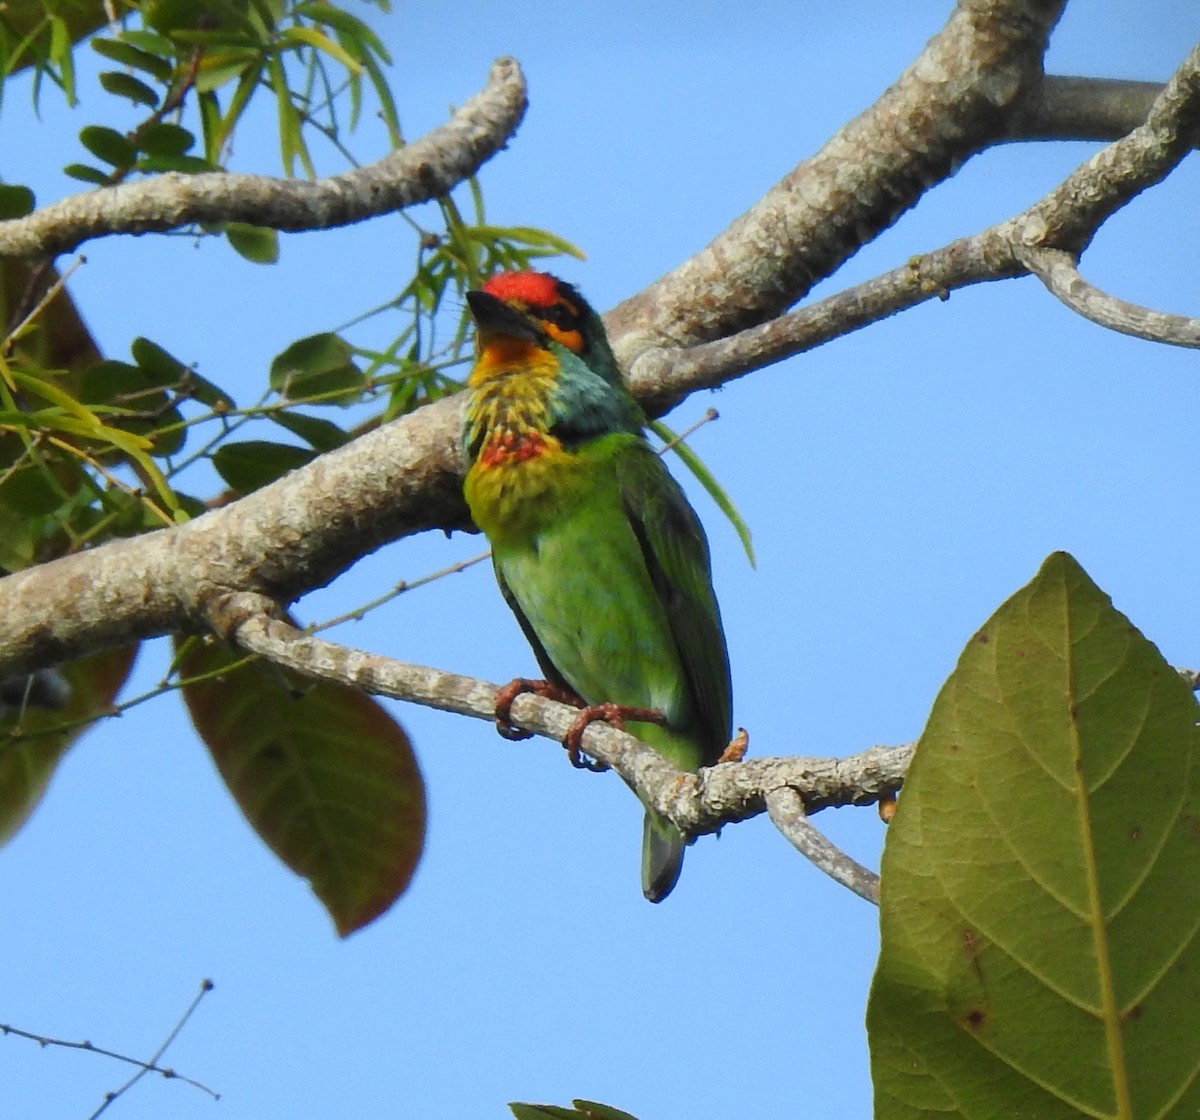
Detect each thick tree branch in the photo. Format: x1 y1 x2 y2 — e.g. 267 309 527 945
604 0 1068 362
0 58 527 258
629 40 1200 410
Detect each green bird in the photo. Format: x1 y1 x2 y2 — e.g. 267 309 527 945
462 270 732 902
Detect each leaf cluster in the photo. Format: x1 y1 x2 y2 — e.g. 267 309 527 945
0 0 580 935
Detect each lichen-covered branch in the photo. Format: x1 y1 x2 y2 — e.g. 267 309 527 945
0 58 527 259
604 0 1069 362
220 601 911 831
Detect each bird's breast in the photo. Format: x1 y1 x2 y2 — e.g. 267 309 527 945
464 428 583 541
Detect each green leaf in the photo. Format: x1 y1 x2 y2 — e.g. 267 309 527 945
294 2 392 63
136 121 196 157
269 410 349 452
211 439 315 494
0 645 137 847
48 15 75 105
99 70 160 108
130 336 188 382
63 163 111 186
269 332 365 404
91 36 174 81
224 222 279 264
0 185 35 219
510 1104 641 1120
868 551 1200 1118
649 419 755 568
279 24 362 72
136 154 217 174
177 637 425 935
79 125 136 169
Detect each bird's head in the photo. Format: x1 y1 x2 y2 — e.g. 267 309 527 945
465 271 621 385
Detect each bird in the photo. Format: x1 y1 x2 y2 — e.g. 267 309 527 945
462 269 732 902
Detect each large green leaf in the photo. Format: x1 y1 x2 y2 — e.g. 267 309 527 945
868 551 1200 1118
0 645 138 846
178 637 425 936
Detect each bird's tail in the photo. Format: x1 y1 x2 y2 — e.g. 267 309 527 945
642 809 685 903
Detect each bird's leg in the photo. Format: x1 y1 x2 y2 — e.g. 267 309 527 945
493 677 585 741
562 703 668 772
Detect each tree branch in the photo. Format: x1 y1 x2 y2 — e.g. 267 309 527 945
629 40 1200 410
2 14 1197 704
766 788 881 904
0 58 527 258
1018 245 1200 346
1006 75 1167 141
604 0 1068 361
215 600 911 834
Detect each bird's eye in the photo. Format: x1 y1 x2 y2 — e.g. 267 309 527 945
538 300 580 331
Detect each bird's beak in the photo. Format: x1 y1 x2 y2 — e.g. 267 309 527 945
466 290 543 343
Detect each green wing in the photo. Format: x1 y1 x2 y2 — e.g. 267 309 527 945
614 439 732 766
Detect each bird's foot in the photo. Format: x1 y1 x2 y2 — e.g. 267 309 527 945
562 703 668 772
717 727 750 764
493 677 585 741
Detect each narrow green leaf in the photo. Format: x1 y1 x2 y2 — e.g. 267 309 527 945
211 439 315 494
650 419 755 568
79 125 136 169
99 70 160 108
0 185 35 219
868 551 1200 1118
0 645 137 847
279 25 362 72
177 638 425 935
359 48 401 147
48 16 75 105
294 2 392 63
224 222 280 264
91 37 174 81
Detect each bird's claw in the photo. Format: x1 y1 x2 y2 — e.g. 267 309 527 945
562 703 668 771
493 677 584 740
716 727 750 764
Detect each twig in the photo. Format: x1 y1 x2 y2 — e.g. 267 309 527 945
765 787 880 904
1017 245 1200 347
88 979 218 1119
0 979 218 1119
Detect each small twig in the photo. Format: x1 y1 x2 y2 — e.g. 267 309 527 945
1 255 87 361
0 979 218 1120
765 787 880 904
88 979 218 1119
310 549 491 633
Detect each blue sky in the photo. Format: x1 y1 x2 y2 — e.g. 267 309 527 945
3 3 1200 1118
